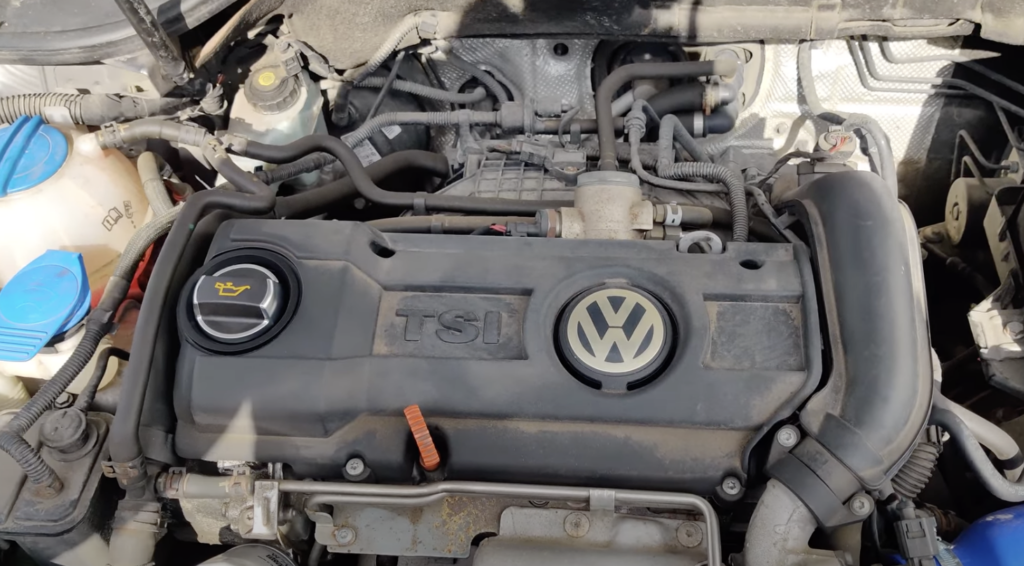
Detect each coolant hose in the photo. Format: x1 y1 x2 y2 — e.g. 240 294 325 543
596 59 738 171
357 77 488 104
342 110 499 148
137 152 175 214
443 51 511 103
274 150 450 218
241 135 570 215
930 408 1024 501
0 93 191 125
658 161 749 242
109 150 277 480
935 394 1024 480
646 84 704 115
658 113 708 163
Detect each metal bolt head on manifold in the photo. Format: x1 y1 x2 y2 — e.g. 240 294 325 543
334 526 356 546
721 476 742 496
345 458 365 477
563 512 590 538
775 426 799 448
677 521 704 548
848 494 874 516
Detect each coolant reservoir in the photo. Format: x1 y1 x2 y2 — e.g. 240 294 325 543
0 115 149 293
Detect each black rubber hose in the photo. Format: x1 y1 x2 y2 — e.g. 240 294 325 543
242 136 571 215
646 84 705 116
368 215 534 233
445 52 511 103
707 207 784 243
113 0 188 86
658 162 749 242
274 150 450 218
74 347 130 412
596 60 738 171
109 158 276 478
931 408 1024 502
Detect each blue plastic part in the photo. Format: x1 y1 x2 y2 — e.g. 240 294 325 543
0 115 69 198
950 504 1024 565
0 250 90 362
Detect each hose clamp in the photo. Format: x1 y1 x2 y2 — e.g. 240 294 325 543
102 455 148 488
623 109 647 137
693 112 705 138
98 122 126 149
664 204 684 227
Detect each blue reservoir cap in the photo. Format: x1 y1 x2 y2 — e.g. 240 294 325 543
0 250 90 362
0 115 69 198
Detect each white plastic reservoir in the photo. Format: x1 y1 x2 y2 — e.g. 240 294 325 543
0 115 150 293
0 115 150 410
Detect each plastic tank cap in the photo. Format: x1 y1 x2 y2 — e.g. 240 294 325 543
0 115 69 198
0 250 90 362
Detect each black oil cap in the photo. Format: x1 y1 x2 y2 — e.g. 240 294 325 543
193 264 282 343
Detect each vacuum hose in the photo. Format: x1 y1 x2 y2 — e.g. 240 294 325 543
595 59 738 171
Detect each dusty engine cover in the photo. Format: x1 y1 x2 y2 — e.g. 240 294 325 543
173 220 819 493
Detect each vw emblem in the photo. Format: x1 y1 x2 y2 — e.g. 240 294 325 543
557 284 674 391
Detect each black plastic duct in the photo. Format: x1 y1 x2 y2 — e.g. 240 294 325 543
769 171 932 528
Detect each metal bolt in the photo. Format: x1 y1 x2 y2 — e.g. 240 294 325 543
1006 322 1024 341
775 426 799 448
848 494 873 516
951 202 962 221
677 522 703 548
345 458 365 477
563 512 590 538
721 476 742 496
775 122 789 136
334 526 356 546
54 392 74 410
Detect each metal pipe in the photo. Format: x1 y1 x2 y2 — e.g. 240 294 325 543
279 479 720 566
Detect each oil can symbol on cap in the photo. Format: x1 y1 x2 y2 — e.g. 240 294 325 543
215 282 251 297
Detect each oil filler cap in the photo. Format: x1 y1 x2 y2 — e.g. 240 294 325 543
193 264 283 343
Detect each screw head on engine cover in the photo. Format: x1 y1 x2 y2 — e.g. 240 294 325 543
345 458 365 476
775 426 799 448
849 494 873 516
556 283 674 392
721 476 742 496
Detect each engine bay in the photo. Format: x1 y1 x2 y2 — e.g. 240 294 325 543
1 2 1024 566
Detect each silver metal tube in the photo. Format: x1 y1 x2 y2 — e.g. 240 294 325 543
279 479 720 566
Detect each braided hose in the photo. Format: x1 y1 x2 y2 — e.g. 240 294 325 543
660 161 749 242
0 93 85 124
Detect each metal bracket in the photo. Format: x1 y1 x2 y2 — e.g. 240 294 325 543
249 481 281 540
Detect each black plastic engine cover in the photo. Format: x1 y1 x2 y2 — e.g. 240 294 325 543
174 220 819 493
